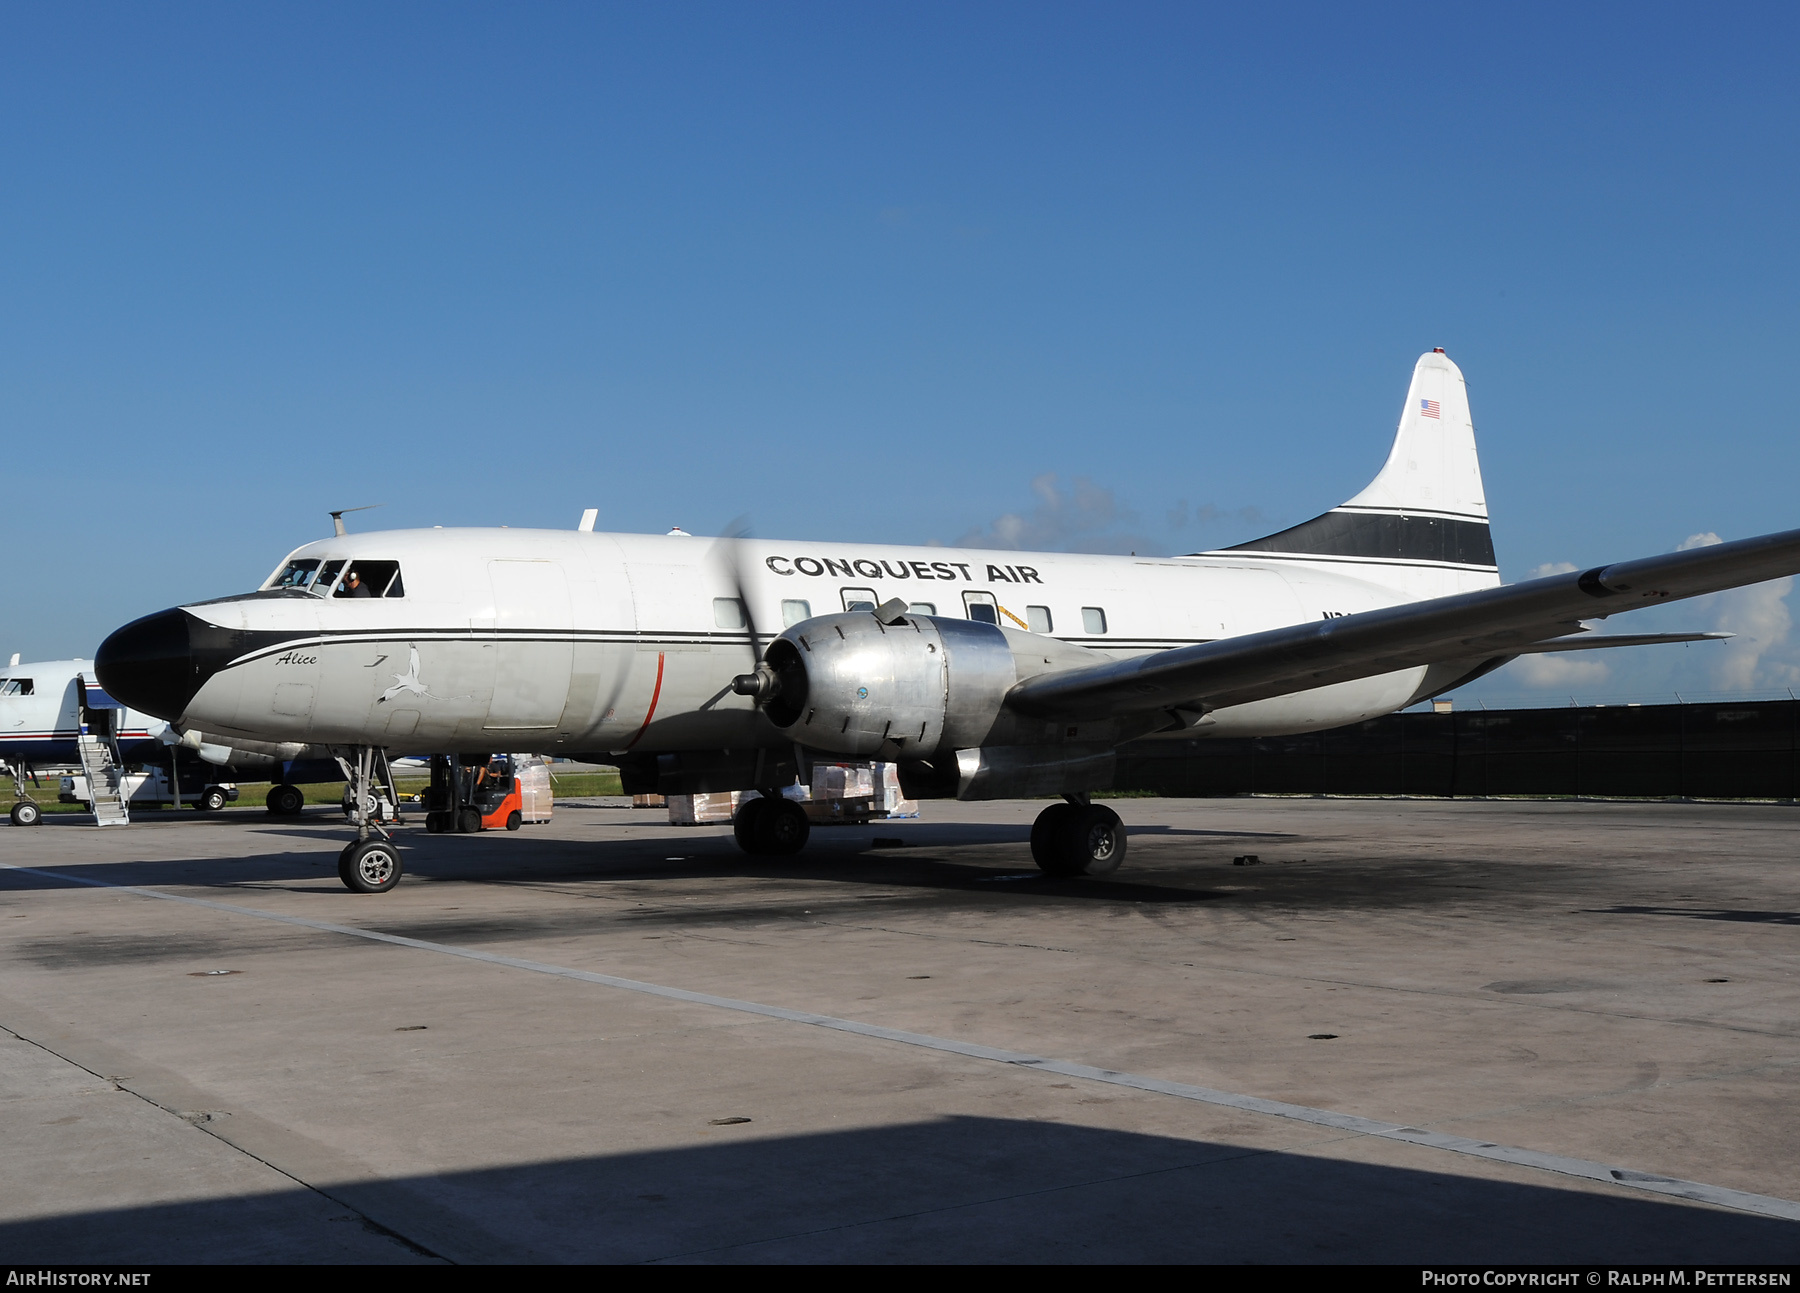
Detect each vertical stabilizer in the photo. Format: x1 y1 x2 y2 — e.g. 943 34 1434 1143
1340 349 1487 521
1213 350 1498 594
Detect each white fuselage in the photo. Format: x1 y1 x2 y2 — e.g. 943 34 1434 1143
174 527 1497 755
0 659 166 771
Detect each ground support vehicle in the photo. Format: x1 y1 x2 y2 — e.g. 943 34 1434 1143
422 754 552 834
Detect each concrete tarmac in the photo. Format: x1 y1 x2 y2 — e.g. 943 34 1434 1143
2 796 1798 1263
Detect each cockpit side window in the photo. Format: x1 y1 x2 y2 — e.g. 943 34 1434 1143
334 560 403 599
267 559 322 590
0 678 32 696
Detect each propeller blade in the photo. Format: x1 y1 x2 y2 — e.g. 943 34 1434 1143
328 504 384 537
713 519 782 703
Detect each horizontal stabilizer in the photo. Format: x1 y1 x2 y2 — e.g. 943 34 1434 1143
1007 528 1800 721
1512 631 1732 654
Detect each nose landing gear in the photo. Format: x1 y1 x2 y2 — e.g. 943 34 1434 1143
1030 795 1126 877
333 745 403 893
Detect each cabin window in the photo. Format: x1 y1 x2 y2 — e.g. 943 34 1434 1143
714 597 747 629
962 591 998 625
781 599 812 627
335 561 404 598
312 560 346 596
841 588 877 612
1082 606 1108 634
907 602 936 616
0 678 32 696
269 559 321 590
1027 605 1053 633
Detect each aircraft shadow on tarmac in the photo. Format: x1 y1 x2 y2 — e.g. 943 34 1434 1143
2 1114 1793 1264
1584 904 1800 926
0 815 1555 922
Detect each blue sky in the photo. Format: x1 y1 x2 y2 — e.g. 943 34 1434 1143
4 3 1797 703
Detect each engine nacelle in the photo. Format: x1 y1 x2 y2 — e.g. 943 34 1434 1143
761 612 1016 759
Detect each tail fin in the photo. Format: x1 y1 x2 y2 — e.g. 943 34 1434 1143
1213 349 1498 592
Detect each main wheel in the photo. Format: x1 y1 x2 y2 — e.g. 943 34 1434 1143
1030 803 1126 877
338 839 403 893
1029 803 1079 874
197 786 229 813
456 808 482 833
10 801 41 827
505 810 522 831
754 798 810 856
732 796 770 854
266 784 305 816
1072 804 1126 876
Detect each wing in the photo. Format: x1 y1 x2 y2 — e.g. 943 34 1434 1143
1006 527 1800 721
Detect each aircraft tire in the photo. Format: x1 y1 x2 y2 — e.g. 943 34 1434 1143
456 808 482 834
732 797 770 854
1072 804 1126 876
1030 803 1082 875
755 798 810 856
10 801 41 827
266 784 305 816
338 839 402 893
505 810 522 831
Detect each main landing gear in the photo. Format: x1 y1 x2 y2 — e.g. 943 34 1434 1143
333 745 402 894
1030 795 1126 877
733 793 811 857
8 761 41 827
265 783 306 817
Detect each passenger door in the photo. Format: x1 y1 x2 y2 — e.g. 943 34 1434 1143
485 560 573 730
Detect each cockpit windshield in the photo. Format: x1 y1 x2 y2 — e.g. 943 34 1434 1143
264 556 402 597
269 559 322 589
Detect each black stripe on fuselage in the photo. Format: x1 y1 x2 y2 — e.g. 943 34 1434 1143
213 627 1215 669
1223 509 1496 567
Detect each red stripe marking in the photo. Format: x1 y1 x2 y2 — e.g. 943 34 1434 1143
622 652 666 751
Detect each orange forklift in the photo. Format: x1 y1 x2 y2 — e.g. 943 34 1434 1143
423 753 552 833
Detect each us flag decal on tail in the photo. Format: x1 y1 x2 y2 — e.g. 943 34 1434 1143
1419 399 1440 419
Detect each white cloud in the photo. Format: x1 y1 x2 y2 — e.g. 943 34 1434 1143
951 474 1158 553
1508 653 1612 687
1668 532 1798 691
1710 576 1798 690
1528 560 1578 578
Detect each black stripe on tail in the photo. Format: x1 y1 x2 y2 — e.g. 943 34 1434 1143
1223 509 1496 567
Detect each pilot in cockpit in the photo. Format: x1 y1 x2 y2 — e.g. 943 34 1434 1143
339 569 373 598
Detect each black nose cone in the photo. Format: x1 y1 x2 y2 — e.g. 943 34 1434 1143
96 608 198 721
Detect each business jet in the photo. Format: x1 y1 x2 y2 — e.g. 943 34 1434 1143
0 655 342 825
0 658 166 824
96 350 1767 893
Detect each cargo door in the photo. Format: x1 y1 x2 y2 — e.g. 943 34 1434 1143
486 561 573 730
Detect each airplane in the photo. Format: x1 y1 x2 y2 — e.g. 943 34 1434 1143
94 349 1769 894
1 654 342 825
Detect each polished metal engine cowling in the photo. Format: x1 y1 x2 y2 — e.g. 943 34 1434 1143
762 612 1016 758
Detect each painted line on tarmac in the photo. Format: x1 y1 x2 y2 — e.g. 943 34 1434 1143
10 860 1800 1224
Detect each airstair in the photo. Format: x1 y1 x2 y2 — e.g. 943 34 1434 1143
76 732 130 826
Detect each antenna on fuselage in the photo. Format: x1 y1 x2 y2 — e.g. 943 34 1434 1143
328 504 383 537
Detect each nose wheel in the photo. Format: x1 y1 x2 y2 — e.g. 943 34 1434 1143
1030 800 1126 877
339 838 402 893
